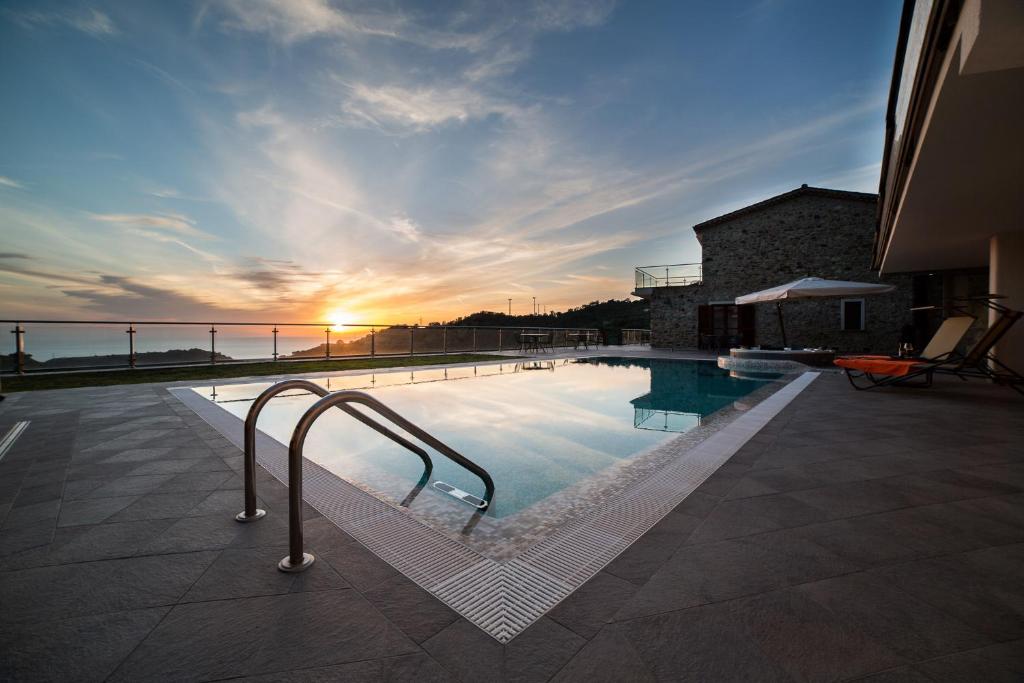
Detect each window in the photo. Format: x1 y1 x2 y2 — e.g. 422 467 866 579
841 298 865 331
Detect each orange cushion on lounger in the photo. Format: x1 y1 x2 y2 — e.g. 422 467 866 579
834 357 922 377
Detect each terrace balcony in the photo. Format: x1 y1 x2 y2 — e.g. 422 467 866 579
632 262 703 298
1 345 1022 680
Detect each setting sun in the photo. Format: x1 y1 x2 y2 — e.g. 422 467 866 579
327 309 353 331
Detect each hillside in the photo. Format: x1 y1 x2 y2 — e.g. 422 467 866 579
445 299 649 343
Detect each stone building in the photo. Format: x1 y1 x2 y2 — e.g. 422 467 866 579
635 185 920 355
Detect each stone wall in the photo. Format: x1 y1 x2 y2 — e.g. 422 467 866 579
650 192 915 354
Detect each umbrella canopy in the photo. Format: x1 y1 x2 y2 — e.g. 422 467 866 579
734 277 896 348
735 277 895 305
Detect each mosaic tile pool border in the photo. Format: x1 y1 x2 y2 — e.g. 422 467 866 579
170 367 818 642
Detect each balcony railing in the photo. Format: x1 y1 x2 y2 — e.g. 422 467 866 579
634 263 703 290
0 319 601 375
621 329 651 345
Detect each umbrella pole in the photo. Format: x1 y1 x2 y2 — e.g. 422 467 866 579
776 301 788 348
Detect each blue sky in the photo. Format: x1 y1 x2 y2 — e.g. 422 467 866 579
0 0 901 324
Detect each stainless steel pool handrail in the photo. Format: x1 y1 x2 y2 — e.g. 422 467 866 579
280 390 496 573
237 379 434 523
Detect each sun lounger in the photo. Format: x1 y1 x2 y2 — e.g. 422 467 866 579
835 311 1024 394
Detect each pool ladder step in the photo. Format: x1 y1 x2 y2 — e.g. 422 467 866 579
236 379 494 573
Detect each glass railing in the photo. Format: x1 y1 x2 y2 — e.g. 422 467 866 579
634 263 702 290
0 320 604 374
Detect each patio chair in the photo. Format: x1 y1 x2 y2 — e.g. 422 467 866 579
836 311 1024 394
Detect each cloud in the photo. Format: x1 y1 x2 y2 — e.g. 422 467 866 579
0 252 32 260
89 212 213 239
0 176 25 189
9 6 117 37
60 274 231 319
215 0 398 43
340 82 520 133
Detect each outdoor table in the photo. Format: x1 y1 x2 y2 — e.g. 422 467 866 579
566 331 598 350
518 333 552 353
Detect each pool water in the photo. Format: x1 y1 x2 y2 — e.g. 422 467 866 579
195 357 775 521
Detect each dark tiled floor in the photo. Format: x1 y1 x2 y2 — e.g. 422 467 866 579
1 372 1023 681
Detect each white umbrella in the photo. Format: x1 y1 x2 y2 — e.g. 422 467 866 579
735 277 895 347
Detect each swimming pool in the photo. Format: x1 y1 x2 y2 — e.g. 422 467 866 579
177 354 812 640
189 357 777 548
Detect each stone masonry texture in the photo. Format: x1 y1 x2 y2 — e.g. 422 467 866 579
649 190 914 354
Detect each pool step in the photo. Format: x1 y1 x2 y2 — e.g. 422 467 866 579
433 481 488 509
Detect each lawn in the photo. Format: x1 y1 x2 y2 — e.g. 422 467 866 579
0 354 509 393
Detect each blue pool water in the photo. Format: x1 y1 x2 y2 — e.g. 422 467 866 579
195 357 775 519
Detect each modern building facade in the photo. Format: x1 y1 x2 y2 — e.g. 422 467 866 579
874 0 1024 370
635 186 920 354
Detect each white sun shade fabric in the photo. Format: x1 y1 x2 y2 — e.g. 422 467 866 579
735 277 896 305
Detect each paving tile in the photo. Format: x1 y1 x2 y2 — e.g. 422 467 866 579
182 546 348 602
547 571 637 639
550 627 656 682
112 590 418 681
616 529 860 621
0 551 218 623
321 542 402 592
603 511 701 585
57 495 139 527
796 572 992 661
790 515 924 567
1 498 60 528
142 513 244 553
672 490 719 520
732 587 907 681
0 607 167 682
788 479 927 520
504 617 586 683
686 493 828 543
913 640 1024 682
105 491 211 522
236 659 383 682
379 652 456 682
421 619 504 682
151 470 235 494
883 469 1022 506
2 518 177 568
363 574 459 644
853 666 934 682
872 544 1024 641
618 601 793 681
74 474 176 500
0 518 57 558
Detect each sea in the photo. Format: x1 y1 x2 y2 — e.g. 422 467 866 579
7 324 365 363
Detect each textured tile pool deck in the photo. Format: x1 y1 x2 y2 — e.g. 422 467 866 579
1 352 1023 681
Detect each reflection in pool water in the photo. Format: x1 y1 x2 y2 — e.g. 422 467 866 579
195 357 775 519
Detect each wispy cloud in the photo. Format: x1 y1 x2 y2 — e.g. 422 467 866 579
9 6 117 37
89 212 213 239
215 0 399 44
340 82 520 134
0 176 25 189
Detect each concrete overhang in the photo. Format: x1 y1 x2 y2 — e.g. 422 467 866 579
879 0 1024 274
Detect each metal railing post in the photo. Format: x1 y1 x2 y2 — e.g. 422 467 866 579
325 328 331 360
370 328 375 358
410 327 415 356
12 324 25 375
240 380 435 527
472 327 477 352
280 389 495 571
497 328 502 351
443 327 447 355
127 323 136 367
209 325 217 365
272 326 279 360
